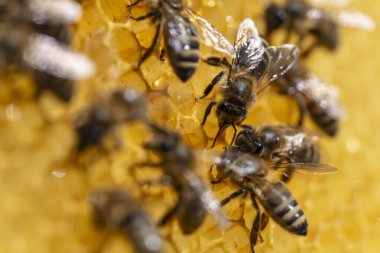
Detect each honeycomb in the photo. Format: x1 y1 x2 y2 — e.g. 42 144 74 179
1 0 380 252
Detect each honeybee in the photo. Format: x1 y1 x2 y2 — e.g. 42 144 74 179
235 124 321 181
197 18 299 147
75 88 149 151
212 149 336 252
132 123 227 234
89 187 163 253
264 0 375 57
0 0 94 101
127 0 202 82
276 62 344 136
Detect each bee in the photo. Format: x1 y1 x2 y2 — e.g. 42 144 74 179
234 124 321 181
132 123 227 234
0 0 94 101
127 0 201 82
212 149 336 252
197 18 299 147
89 187 163 253
75 88 149 151
264 0 375 57
275 62 345 136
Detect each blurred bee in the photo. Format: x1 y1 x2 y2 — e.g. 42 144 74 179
132 123 227 234
0 0 94 102
264 0 375 57
275 62 345 136
212 149 336 252
235 124 321 182
89 187 163 253
196 18 299 147
75 88 149 151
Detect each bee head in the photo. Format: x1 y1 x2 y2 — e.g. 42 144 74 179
76 105 115 151
264 3 287 35
235 129 263 154
216 102 247 128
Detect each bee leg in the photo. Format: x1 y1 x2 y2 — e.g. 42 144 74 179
210 169 232 184
197 71 225 100
134 20 163 68
292 92 308 127
280 163 295 182
220 189 247 207
301 41 319 58
159 48 165 62
158 201 181 227
127 0 143 7
250 195 269 251
128 11 160 21
200 101 217 127
272 154 294 182
202 57 231 68
278 87 307 127
229 123 238 146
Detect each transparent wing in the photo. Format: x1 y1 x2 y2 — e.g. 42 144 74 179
257 44 300 94
270 124 321 139
270 162 338 174
187 9 235 57
23 34 95 80
259 125 320 150
231 18 265 72
296 73 346 119
183 170 229 229
335 10 375 30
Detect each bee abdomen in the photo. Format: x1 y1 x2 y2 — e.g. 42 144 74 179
164 15 199 82
307 102 338 136
257 182 308 236
121 213 162 253
178 193 206 234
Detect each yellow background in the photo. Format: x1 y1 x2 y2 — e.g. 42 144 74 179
0 0 379 252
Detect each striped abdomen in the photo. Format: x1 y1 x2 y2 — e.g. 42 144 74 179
177 190 207 234
289 140 321 164
307 101 339 136
254 181 307 235
163 14 199 82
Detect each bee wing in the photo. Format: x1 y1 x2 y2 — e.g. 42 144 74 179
27 0 83 24
335 10 375 30
23 34 95 80
262 125 321 146
296 73 346 119
271 163 338 174
257 44 299 94
183 170 229 229
231 18 265 72
187 9 235 57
